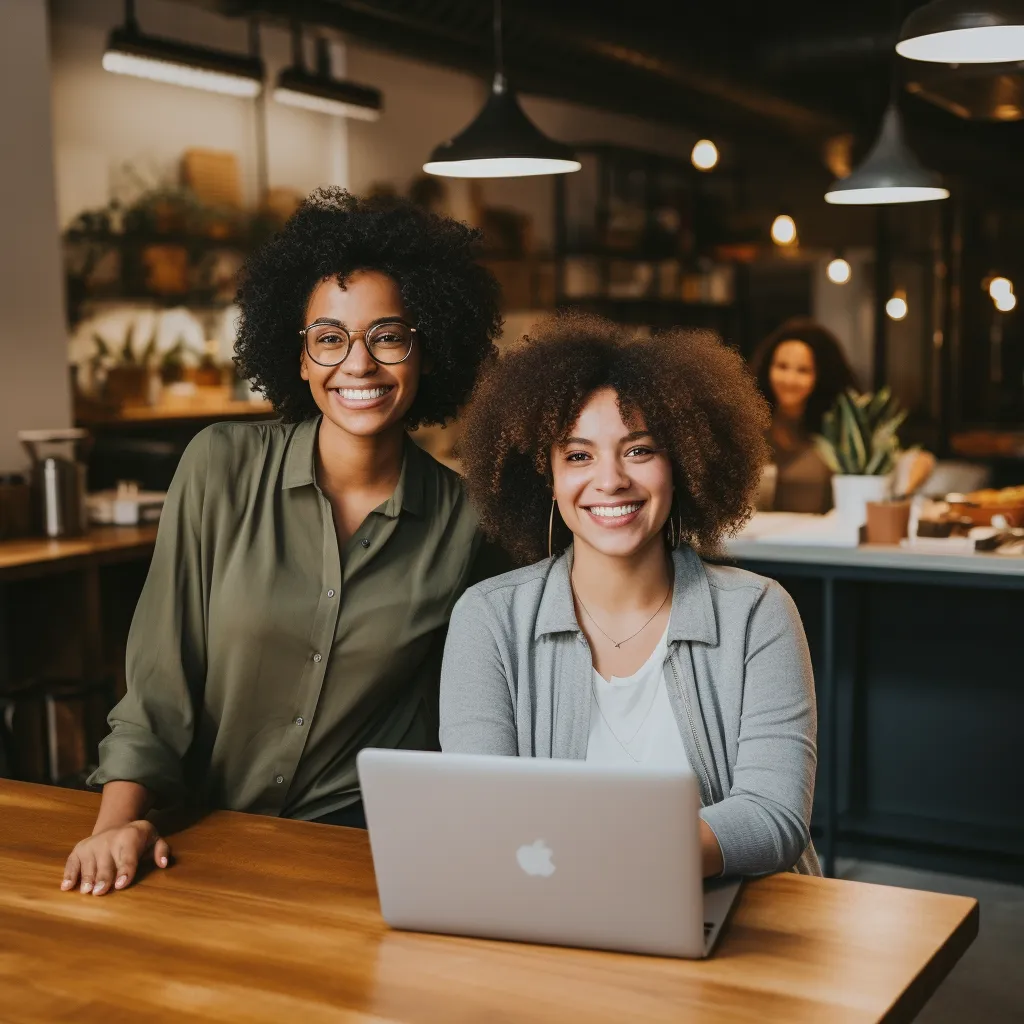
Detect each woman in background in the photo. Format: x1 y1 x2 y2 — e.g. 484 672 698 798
751 318 858 513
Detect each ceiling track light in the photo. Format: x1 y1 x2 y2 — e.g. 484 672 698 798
424 0 580 178
824 105 949 205
897 0 1024 64
274 27 382 121
102 0 263 97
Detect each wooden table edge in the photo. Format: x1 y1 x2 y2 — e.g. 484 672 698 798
880 896 980 1023
0 528 159 582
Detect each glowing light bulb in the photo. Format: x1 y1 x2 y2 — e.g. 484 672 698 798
995 291 1017 312
691 139 719 171
989 276 1014 301
771 214 797 246
886 292 908 321
827 258 852 284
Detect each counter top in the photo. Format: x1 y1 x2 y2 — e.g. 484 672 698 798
0 525 158 580
726 537 1024 577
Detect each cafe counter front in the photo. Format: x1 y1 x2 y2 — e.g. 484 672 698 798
726 523 1024 882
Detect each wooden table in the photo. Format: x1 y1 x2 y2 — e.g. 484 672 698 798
0 525 158 582
0 781 978 1023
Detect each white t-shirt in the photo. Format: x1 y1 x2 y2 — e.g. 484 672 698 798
585 625 691 769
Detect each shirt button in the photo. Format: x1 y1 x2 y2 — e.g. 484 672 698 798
313 653 322 663
327 589 335 598
275 775 285 785
360 538 370 549
294 716 304 727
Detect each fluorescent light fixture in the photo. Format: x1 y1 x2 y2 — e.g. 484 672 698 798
273 69 381 121
102 16 263 99
274 30 382 121
897 1 1024 63
691 139 719 171
825 106 949 205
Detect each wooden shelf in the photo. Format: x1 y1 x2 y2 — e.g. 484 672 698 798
75 392 274 427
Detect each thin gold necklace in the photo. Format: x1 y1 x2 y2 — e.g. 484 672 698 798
570 573 672 649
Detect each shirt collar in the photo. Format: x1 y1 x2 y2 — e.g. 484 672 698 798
533 544 719 646
281 416 425 518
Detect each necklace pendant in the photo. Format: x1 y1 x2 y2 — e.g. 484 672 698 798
613 642 621 649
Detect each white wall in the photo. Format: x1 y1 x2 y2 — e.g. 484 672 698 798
49 0 699 244
0 0 70 472
50 0 345 223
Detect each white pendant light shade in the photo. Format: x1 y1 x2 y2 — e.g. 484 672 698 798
897 1 1024 63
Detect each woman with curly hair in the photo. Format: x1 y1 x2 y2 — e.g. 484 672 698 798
751 318 858 513
61 188 502 897
441 312 820 878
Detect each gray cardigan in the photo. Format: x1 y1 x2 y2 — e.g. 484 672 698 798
439 545 821 877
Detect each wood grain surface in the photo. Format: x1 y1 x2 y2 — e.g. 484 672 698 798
0 526 158 580
0 780 977 1023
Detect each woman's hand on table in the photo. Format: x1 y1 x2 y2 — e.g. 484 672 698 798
61 821 171 895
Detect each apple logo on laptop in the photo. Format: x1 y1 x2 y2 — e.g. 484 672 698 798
516 839 555 877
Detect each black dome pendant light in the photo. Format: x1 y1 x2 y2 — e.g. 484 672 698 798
824 105 949 204
423 0 580 178
825 21 949 207
897 1 1024 64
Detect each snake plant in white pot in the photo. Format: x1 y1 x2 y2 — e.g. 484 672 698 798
814 388 907 526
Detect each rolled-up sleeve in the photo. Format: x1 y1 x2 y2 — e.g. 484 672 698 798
88 429 211 802
700 581 817 876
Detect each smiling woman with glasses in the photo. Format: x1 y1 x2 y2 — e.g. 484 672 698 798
60 187 503 899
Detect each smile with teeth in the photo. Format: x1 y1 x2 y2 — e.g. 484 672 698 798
585 502 644 518
333 385 393 401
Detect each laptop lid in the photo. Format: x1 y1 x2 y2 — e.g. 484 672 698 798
357 748 718 958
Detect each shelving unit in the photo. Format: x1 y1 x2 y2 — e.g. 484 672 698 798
553 143 745 336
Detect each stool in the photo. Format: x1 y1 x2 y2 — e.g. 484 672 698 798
7 677 117 787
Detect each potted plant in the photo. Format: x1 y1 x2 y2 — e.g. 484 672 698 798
814 388 907 526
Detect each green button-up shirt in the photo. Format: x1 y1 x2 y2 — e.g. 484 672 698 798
89 417 482 820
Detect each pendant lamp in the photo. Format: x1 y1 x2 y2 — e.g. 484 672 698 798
274 29 381 121
897 1 1024 64
102 0 263 98
423 0 580 178
824 106 949 204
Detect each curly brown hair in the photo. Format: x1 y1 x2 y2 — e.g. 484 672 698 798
459 312 772 566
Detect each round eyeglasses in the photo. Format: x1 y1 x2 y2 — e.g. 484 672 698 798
300 319 417 367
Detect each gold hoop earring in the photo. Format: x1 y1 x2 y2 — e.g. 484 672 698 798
548 498 556 559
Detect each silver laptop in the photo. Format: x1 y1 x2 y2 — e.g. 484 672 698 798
356 748 741 958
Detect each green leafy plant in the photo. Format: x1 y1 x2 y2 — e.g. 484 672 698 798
814 388 908 476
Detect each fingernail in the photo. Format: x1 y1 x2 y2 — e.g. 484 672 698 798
92 883 105 895
159 856 167 867
80 882 92 894
115 875 128 888
61 879 72 890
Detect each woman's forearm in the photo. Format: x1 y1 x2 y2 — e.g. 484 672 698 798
700 819 725 878
92 781 155 834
